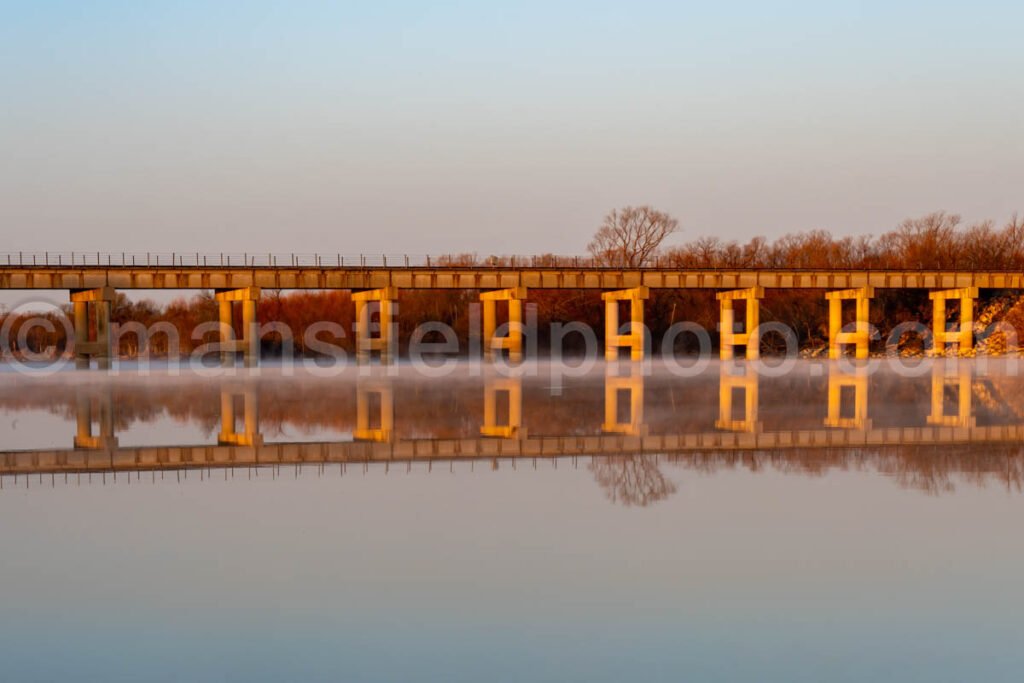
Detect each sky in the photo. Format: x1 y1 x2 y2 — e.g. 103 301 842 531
2 0 1023 258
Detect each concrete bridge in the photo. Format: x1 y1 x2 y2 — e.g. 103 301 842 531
2 252 1015 366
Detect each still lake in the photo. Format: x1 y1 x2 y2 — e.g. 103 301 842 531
1 359 1022 682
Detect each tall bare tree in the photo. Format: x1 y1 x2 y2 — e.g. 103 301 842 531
588 206 679 267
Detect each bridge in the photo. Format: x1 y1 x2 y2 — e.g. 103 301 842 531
1 252 1015 367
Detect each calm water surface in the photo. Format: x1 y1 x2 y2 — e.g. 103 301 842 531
1 360 1023 682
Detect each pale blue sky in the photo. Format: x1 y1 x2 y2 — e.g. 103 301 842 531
2 1 1023 256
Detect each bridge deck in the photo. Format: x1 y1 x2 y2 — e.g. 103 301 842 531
2 266 1023 291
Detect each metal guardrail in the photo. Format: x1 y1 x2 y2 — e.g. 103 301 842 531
1 252 1020 272
0 252 608 268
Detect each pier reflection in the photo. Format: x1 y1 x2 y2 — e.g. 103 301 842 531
716 362 760 433
602 365 645 436
3 360 1024 502
355 376 394 442
218 386 262 447
825 364 870 430
927 362 975 428
73 386 117 450
481 375 524 439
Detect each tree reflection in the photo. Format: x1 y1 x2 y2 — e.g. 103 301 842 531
589 455 677 506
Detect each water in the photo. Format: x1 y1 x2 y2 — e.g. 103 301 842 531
1 359 1023 682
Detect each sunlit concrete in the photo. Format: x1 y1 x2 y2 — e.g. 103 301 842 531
717 286 763 360
215 287 260 368
353 287 398 364
70 286 115 370
480 286 527 363
602 286 649 361
930 287 978 355
827 286 873 360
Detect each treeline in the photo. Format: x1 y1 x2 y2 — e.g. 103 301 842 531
3 212 1023 358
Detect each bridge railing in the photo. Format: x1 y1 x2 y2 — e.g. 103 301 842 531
0 252 618 269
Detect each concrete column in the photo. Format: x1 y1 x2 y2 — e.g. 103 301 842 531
602 286 649 361
719 300 735 360
215 287 261 367
717 286 763 360
73 301 88 370
961 295 974 350
932 293 947 355
70 287 115 370
826 286 873 360
604 298 620 362
480 287 527 363
482 299 497 355
929 287 977 355
219 300 233 366
353 287 398 364
95 299 111 370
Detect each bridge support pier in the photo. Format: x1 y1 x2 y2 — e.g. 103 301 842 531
930 287 978 355
353 287 398 364
602 286 649 361
927 362 974 428
74 387 118 449
355 378 394 442
826 286 874 360
480 286 527 363
717 286 763 360
215 287 260 367
716 364 760 433
218 387 262 446
70 287 115 370
602 366 646 435
824 364 870 429
481 375 524 438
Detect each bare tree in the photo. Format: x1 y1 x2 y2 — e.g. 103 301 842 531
587 206 679 267
589 455 677 506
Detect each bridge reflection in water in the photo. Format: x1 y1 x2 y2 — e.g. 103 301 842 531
2 360 1023 502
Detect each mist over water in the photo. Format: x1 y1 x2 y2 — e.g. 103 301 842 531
0 359 1023 681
